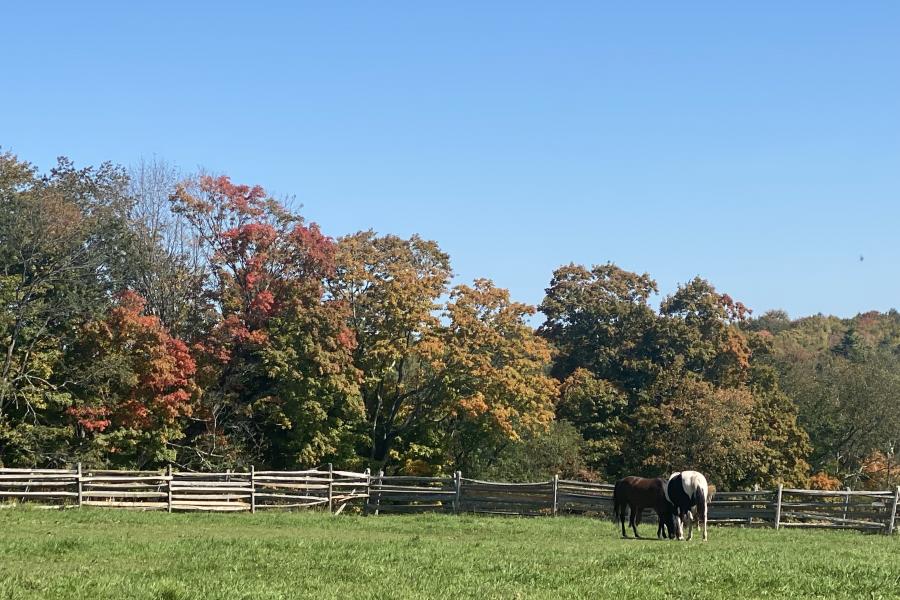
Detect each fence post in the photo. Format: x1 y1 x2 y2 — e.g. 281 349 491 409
362 468 370 515
774 483 783 530
842 487 851 521
327 463 334 513
250 465 256 514
454 471 463 514
375 469 384 516
888 486 900 535
166 464 173 513
76 462 83 508
552 474 559 517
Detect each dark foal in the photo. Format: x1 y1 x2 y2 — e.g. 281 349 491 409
612 476 676 539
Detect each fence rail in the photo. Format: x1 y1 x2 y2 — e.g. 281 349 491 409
1 466 897 534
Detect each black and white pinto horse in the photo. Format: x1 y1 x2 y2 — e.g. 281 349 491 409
664 471 709 542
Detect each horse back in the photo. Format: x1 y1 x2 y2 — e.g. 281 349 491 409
616 476 666 506
668 471 709 512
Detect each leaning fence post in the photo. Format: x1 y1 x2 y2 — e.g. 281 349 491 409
842 487 851 521
774 483 783 530
76 462 83 508
250 465 256 514
888 486 900 535
327 463 334 513
166 464 173 513
552 474 559 517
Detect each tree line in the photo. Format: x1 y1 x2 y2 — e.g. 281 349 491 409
1 151 896 490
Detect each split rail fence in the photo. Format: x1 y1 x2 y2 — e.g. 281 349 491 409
0 465 368 513
1 466 898 534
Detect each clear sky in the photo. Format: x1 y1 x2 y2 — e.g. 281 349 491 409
3 2 899 320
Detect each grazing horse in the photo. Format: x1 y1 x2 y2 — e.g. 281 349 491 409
612 476 676 539
664 471 710 542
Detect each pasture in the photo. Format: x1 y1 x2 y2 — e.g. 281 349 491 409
0 508 897 600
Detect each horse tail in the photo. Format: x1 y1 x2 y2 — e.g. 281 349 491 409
693 482 709 517
694 478 710 541
612 482 623 523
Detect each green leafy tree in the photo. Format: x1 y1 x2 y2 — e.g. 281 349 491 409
762 309 900 486
0 153 135 466
473 421 587 482
657 277 752 387
539 263 659 389
540 263 810 488
556 368 627 475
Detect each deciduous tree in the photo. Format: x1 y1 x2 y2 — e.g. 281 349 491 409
329 231 450 469
556 368 627 475
332 233 557 472
0 153 135 465
437 280 558 473
170 175 361 469
67 291 197 468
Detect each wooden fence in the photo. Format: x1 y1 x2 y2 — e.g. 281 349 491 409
0 465 369 513
2 466 898 534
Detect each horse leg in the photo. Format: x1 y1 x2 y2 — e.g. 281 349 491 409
685 510 694 541
658 517 669 539
629 505 640 538
699 498 708 542
620 507 628 538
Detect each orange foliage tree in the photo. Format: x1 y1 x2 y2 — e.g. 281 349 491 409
68 291 197 467
860 451 900 490
331 233 557 473
437 280 558 472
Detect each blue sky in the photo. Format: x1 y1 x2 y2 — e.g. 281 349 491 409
4 2 899 320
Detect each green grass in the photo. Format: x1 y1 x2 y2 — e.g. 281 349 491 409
0 508 897 599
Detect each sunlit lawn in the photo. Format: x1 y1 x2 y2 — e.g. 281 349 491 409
0 507 897 599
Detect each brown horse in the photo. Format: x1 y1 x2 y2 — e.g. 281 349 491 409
612 476 676 539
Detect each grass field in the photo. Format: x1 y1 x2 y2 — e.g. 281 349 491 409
0 508 897 600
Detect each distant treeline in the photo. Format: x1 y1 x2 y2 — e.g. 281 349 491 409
1 151 897 490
